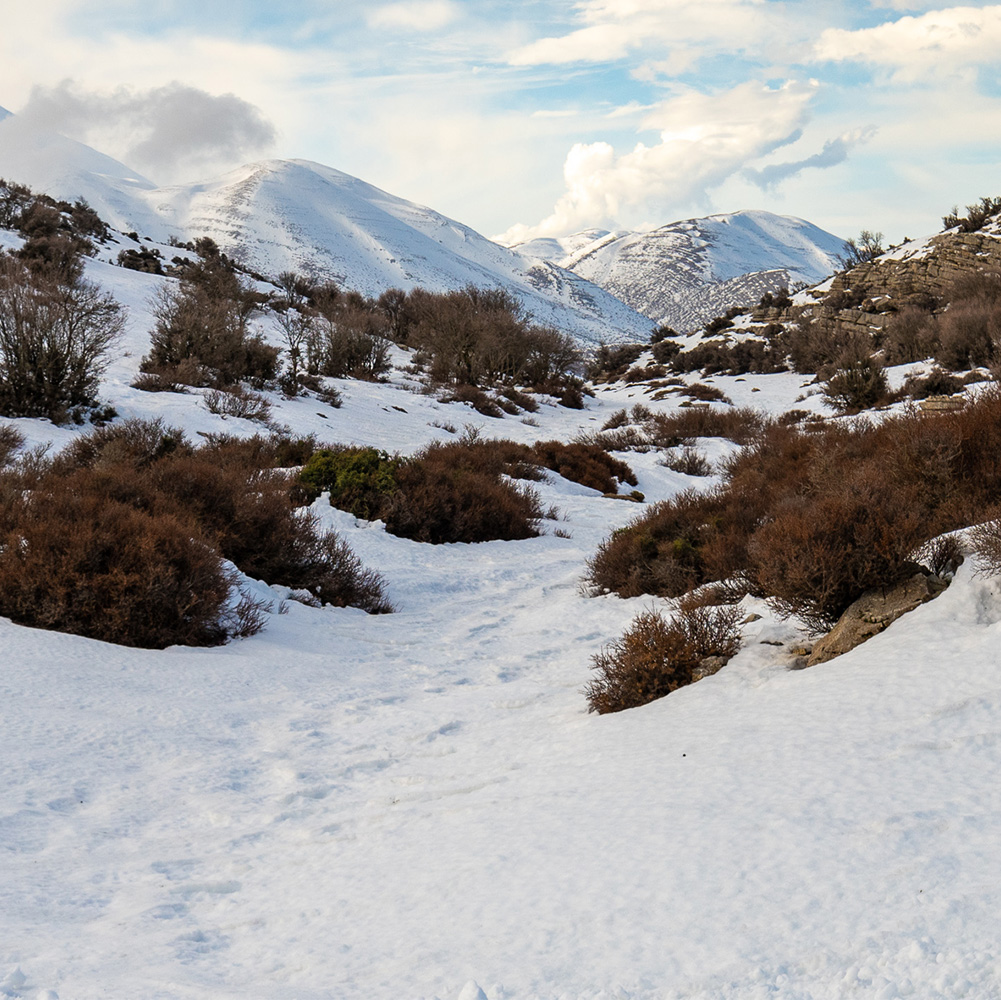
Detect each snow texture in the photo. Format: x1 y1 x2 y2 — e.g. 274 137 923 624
1 163 1000 1000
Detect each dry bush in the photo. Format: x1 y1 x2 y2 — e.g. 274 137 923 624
497 386 539 413
901 367 964 400
313 307 392 380
882 306 939 364
131 370 189 393
50 421 392 616
388 441 543 544
587 342 646 381
585 604 741 714
0 468 247 648
0 424 25 467
645 406 767 447
683 383 732 403
584 487 746 599
442 383 504 417
746 463 929 632
0 255 123 421
663 446 712 476
669 338 785 376
821 337 891 412
142 280 278 388
204 386 272 422
530 440 637 494
780 317 863 375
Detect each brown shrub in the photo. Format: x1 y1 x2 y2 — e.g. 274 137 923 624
530 440 637 493
49 420 392 616
585 604 741 714
385 440 544 544
0 468 248 648
747 463 929 632
442 383 504 417
882 306 939 364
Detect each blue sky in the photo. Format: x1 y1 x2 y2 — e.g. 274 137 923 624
2 0 1001 243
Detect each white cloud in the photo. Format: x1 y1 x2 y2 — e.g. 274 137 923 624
368 1 460 32
497 80 817 242
815 6 1001 78
508 0 779 67
17 80 276 182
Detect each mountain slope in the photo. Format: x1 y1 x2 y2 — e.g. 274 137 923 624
0 115 651 345
510 211 847 333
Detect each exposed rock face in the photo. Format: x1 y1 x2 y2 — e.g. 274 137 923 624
807 571 948 666
772 220 1001 342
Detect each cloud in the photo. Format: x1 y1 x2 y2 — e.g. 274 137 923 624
368 0 460 32
17 80 277 182
815 6 1001 79
743 125 877 189
496 80 816 243
508 0 782 68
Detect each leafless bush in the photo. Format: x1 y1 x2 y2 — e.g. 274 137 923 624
204 386 272 422
585 604 741 714
0 255 123 421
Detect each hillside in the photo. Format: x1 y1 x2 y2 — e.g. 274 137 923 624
509 211 847 333
0 112 650 346
3 183 1001 999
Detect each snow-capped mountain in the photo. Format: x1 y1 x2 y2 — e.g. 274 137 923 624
509 211 848 333
0 111 651 345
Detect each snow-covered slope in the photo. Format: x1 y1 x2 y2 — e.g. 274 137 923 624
0 110 160 230
0 114 651 345
3 234 1001 998
510 211 848 333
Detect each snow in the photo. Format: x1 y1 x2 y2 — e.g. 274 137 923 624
3 189 1001 1000
0 120 650 346
509 211 848 333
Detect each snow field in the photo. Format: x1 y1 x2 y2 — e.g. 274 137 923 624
2 248 1001 999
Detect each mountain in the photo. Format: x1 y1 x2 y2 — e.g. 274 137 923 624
508 211 848 333
0 114 651 345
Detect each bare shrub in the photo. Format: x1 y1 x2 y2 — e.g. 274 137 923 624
204 386 272 422
442 383 504 417
388 442 544 544
935 273 1001 370
747 464 928 632
530 440 637 494
943 196 1001 233
883 306 939 364
0 255 124 421
585 604 741 714
821 337 890 412
663 446 712 476
0 425 25 468
142 280 278 388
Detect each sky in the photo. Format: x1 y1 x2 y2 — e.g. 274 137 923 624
1 0 1000 245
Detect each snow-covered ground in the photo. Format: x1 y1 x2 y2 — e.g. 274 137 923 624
3 252 1001 1000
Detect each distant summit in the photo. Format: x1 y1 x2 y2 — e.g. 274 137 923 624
508 211 848 333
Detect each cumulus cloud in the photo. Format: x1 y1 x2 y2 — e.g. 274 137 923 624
743 125 877 189
815 6 1001 79
17 80 277 182
368 0 460 32
496 80 816 243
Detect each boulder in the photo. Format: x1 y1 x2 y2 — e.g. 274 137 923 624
807 571 947 666
691 655 729 682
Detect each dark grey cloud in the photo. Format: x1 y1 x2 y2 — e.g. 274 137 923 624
19 80 277 181
743 125 877 190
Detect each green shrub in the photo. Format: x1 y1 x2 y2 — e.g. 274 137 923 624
299 447 400 518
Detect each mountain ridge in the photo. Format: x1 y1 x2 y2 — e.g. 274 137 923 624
509 210 848 333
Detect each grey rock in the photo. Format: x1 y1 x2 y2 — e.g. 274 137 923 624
807 572 946 666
